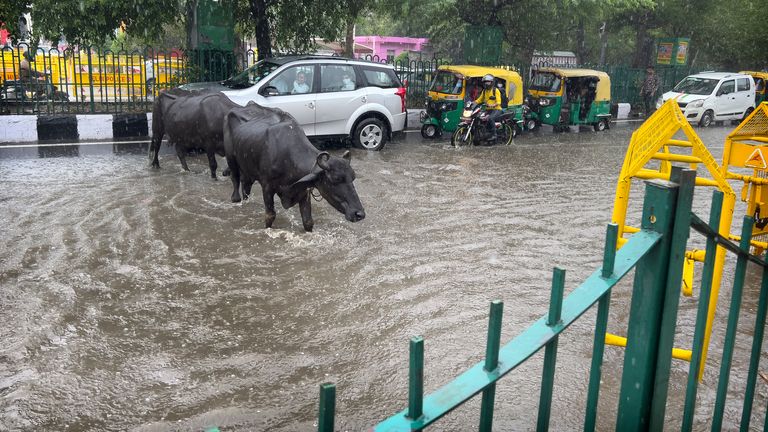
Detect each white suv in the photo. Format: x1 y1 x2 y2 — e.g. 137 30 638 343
658 72 756 127
184 55 407 151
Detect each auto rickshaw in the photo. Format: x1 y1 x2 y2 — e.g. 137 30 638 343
526 68 611 132
740 71 767 105
419 65 524 138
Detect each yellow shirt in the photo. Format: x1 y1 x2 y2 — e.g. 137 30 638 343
474 88 502 110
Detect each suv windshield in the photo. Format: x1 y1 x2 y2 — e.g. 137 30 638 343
222 60 281 89
673 77 719 95
429 71 463 95
530 72 561 92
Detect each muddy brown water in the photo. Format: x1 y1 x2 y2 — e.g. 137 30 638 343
1 123 766 431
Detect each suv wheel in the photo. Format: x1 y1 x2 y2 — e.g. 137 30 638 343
354 118 387 151
699 110 714 127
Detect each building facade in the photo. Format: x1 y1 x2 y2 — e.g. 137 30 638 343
353 36 429 62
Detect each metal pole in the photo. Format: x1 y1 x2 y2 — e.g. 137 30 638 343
739 252 768 431
711 216 755 431
615 178 681 431
537 268 565 432
408 336 424 421
681 190 724 432
479 301 503 432
317 383 336 432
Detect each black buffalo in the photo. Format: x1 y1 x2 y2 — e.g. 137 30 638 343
150 89 239 178
223 102 365 232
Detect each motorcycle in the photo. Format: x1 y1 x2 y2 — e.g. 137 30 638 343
451 101 516 147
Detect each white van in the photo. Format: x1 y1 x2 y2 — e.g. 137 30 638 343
658 72 756 127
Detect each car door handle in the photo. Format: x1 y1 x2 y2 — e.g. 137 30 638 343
307 102 315 109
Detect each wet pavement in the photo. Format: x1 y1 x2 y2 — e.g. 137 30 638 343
0 121 766 431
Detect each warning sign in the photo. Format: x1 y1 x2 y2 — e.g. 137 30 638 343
745 148 767 169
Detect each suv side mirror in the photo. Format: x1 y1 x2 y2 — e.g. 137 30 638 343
261 86 279 97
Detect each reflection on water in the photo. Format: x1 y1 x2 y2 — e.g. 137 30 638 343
38 144 80 158
0 124 762 431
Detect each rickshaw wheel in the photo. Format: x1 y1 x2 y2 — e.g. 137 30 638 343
525 119 538 131
451 126 472 147
593 119 608 132
421 124 438 139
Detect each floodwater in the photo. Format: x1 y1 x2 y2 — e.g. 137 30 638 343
0 122 765 431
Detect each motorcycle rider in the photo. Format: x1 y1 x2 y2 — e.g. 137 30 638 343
474 74 502 143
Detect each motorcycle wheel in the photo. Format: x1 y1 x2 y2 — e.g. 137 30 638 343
451 126 472 147
498 123 514 145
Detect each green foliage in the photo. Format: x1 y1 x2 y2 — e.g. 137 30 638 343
25 0 183 46
395 50 410 63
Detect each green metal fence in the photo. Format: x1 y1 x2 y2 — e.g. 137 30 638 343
0 43 721 115
315 167 768 430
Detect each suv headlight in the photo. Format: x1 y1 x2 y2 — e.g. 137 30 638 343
687 99 704 108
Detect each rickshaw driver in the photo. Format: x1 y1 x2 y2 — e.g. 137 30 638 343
474 74 503 142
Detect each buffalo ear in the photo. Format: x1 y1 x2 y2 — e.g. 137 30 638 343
317 152 330 170
342 150 351 162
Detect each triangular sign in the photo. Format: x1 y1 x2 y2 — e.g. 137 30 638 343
745 148 767 169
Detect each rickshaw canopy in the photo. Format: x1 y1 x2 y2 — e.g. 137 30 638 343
434 64 524 105
535 67 611 102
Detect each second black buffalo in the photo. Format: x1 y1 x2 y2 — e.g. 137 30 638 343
223 102 365 232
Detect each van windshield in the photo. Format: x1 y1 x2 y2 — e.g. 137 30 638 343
673 77 718 95
530 72 561 92
222 60 281 89
429 71 463 95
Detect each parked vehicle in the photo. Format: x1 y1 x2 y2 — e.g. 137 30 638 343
181 55 406 151
740 71 767 105
450 101 516 146
419 65 524 139
658 72 756 127
527 68 611 132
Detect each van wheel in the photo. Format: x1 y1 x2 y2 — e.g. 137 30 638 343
699 110 714 127
742 107 755 121
354 118 387 151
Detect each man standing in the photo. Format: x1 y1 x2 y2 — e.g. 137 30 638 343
640 65 660 116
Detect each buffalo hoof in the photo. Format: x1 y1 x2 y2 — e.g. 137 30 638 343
222 168 231 177
231 194 241 203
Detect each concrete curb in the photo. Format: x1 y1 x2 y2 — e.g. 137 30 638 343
0 113 152 143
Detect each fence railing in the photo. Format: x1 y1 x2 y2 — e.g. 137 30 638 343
315 167 768 430
0 43 716 115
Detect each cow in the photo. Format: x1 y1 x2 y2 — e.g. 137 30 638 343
149 88 239 179
223 102 365 232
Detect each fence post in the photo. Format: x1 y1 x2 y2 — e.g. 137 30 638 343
408 336 424 421
479 300 503 432
317 383 336 432
615 171 691 431
536 268 565 432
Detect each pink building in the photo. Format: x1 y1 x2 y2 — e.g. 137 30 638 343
353 36 429 61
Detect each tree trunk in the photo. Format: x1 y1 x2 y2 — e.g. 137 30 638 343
631 12 654 68
598 22 608 66
344 18 355 58
576 18 587 64
250 0 272 60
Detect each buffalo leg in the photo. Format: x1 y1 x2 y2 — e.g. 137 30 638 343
206 149 218 179
175 144 190 171
298 191 314 232
243 178 254 201
262 188 276 228
149 135 161 168
227 155 241 202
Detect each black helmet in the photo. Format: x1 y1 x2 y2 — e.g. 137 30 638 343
482 74 494 89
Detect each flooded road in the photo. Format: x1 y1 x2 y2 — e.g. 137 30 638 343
1 122 765 431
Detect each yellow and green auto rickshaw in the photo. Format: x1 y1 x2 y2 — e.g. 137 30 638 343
526 68 611 132
741 71 767 105
419 65 524 138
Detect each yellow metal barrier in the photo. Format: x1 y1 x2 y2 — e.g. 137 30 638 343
609 99 736 379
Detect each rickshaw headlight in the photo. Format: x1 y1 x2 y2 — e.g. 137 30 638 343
440 103 447 110
539 98 551 106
